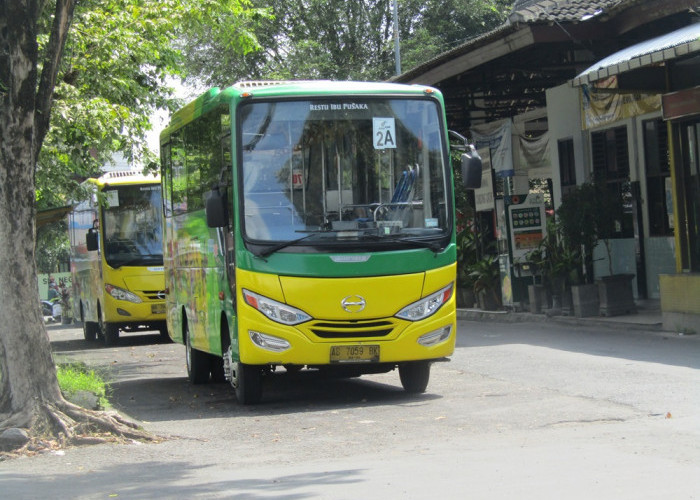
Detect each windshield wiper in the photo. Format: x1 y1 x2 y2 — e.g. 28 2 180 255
387 236 445 253
253 233 319 259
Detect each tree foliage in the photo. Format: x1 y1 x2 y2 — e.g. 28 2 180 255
182 0 510 86
36 0 264 211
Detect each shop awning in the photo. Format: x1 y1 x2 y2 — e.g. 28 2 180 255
573 23 700 86
36 205 73 228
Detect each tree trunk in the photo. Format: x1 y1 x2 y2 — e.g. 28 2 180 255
0 0 65 423
1 1 154 450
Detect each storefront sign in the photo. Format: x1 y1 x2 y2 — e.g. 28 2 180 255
662 86 700 121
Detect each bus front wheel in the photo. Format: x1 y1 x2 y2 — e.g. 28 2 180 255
232 362 263 405
98 312 119 346
398 361 431 393
80 303 99 341
102 324 119 346
83 322 99 341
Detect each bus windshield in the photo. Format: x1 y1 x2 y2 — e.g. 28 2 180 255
102 184 163 268
239 97 450 252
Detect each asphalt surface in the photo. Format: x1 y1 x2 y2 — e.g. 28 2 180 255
1 318 698 499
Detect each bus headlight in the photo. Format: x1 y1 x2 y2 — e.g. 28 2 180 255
242 289 311 325
249 330 291 352
105 284 142 303
395 283 453 321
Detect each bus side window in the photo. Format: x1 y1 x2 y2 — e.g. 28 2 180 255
171 132 187 214
161 143 173 218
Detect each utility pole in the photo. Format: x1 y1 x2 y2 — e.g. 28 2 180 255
393 0 401 75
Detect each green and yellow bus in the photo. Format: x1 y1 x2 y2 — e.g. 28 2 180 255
69 170 168 346
160 81 481 403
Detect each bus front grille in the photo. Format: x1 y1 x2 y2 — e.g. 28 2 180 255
309 320 394 339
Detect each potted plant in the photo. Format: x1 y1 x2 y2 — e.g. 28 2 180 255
469 253 502 311
556 181 636 317
592 184 636 316
524 246 548 313
456 225 478 308
555 183 604 317
527 218 581 315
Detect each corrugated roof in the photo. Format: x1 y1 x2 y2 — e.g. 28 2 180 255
574 23 700 85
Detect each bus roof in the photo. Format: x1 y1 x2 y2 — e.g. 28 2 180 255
161 80 442 143
87 170 160 189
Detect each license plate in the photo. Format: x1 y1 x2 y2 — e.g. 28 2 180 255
151 303 166 314
330 345 379 363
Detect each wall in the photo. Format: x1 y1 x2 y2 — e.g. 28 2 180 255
545 83 586 207
660 274 700 334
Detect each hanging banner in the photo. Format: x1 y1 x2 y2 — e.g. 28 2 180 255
581 76 660 130
474 147 494 212
518 132 550 175
472 120 514 178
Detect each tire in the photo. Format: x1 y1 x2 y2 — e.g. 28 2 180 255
185 324 211 384
103 324 119 346
98 311 119 346
83 321 98 341
233 362 263 405
398 361 431 393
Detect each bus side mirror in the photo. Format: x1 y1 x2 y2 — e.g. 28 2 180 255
461 146 482 190
205 188 227 228
86 228 99 251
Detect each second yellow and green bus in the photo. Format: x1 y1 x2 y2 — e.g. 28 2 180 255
69 170 167 345
160 80 481 403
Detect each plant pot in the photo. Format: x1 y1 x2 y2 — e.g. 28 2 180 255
597 274 636 316
571 283 599 317
528 284 549 314
456 287 476 309
477 289 500 311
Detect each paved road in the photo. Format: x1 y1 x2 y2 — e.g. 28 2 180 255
2 320 699 499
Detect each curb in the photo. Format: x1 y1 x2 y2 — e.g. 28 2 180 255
456 308 665 333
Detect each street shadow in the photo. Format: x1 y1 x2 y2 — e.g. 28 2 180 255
456 319 700 370
109 368 440 423
1 459 364 499
51 332 171 353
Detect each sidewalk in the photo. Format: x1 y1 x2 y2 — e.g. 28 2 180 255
456 299 680 334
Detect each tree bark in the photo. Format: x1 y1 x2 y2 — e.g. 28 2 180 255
1 0 154 449
0 0 63 423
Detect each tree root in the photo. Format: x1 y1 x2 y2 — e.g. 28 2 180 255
1 398 164 459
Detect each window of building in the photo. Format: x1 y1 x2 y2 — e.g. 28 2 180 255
591 126 633 238
557 138 576 197
643 118 672 236
677 120 700 271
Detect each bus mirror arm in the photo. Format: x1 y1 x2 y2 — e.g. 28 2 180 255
461 145 482 190
86 228 99 251
205 187 227 228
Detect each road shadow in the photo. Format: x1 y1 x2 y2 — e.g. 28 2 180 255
456 319 700 369
109 368 440 424
1 459 365 499
51 332 172 353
